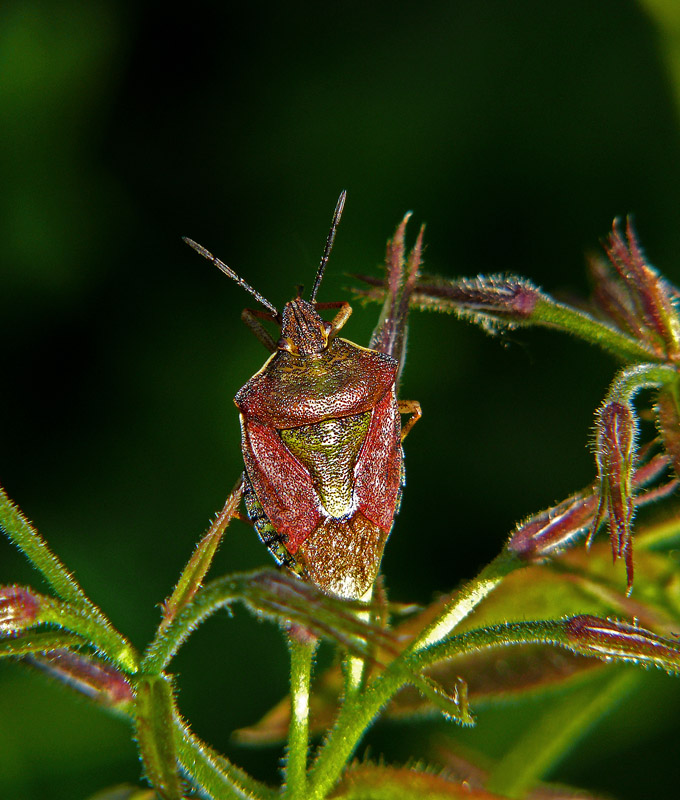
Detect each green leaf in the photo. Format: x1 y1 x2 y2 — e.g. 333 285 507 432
485 668 639 798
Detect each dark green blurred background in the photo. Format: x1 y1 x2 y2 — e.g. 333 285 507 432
2 1 680 797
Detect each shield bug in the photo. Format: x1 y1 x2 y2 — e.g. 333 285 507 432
184 192 420 599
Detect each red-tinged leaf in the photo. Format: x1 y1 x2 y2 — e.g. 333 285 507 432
0 584 41 631
588 252 649 343
434 743 613 800
367 213 425 368
330 763 511 800
332 762 610 800
603 218 680 357
507 487 598 560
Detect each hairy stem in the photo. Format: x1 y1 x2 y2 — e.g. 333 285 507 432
307 554 521 799
410 550 522 652
284 634 318 800
0 486 112 628
174 713 278 800
531 297 659 362
343 583 374 698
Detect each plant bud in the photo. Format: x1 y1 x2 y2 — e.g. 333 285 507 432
592 400 636 591
565 614 680 673
0 585 40 633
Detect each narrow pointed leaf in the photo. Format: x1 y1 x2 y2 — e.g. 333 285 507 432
588 252 649 343
161 479 242 629
409 673 473 725
0 486 100 614
591 399 637 591
589 363 679 592
366 213 424 370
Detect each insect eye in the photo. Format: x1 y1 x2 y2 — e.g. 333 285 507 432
277 337 298 354
323 321 333 336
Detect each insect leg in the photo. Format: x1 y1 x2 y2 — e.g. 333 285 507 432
314 301 353 335
241 475 304 575
398 399 422 441
241 308 278 352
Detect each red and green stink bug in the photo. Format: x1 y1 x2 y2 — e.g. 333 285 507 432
184 193 421 599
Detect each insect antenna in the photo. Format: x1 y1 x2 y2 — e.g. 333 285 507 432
182 236 279 316
310 190 347 303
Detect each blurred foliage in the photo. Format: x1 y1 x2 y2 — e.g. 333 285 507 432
2 1 680 797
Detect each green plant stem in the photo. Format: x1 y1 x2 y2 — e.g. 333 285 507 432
173 713 277 800
605 362 678 403
0 486 110 623
39 597 138 673
0 630 84 657
142 570 386 674
531 298 659 363
307 554 521 800
485 668 639 798
284 634 318 800
343 583 374 699
135 674 183 800
161 478 243 630
410 550 522 652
